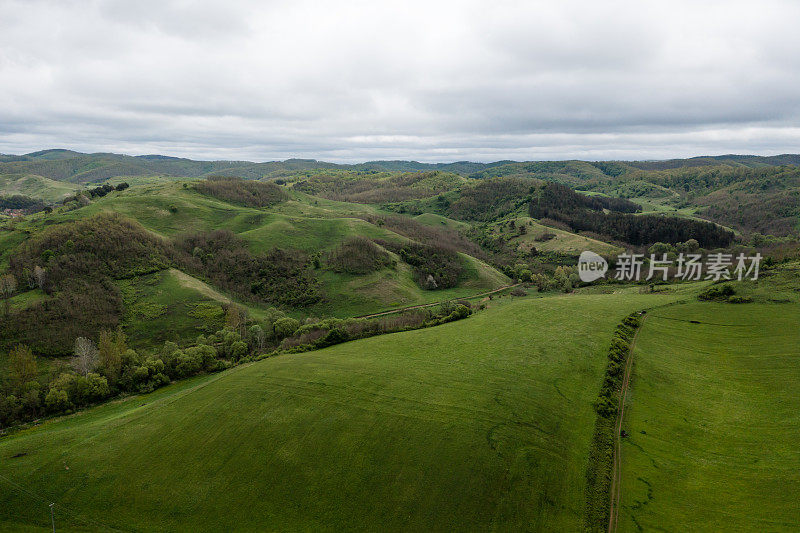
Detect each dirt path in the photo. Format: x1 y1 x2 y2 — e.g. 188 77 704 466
354 283 522 319
608 314 647 533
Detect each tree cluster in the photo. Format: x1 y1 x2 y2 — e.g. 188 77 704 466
325 237 395 274
174 230 321 307
376 240 464 290
3 214 171 355
529 183 734 248
0 194 47 213
447 177 534 221
194 176 287 208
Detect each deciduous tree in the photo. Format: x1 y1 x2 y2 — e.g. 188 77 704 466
8 344 37 392
72 337 98 377
0 273 16 316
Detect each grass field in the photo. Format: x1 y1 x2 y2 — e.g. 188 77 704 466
0 291 682 532
619 302 800 532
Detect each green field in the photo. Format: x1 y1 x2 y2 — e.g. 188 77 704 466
619 302 800 531
0 292 682 532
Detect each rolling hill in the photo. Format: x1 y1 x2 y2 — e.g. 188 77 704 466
0 290 684 532
1 151 799 532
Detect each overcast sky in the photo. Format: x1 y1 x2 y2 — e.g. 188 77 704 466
2 0 800 162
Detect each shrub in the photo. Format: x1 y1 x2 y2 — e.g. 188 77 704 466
72 373 111 405
699 284 736 301
274 317 301 339
45 388 71 413
229 341 249 361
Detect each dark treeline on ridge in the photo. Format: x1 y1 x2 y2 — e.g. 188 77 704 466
529 183 735 248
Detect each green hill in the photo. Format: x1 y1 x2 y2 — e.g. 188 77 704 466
0 291 683 532
0 179 511 349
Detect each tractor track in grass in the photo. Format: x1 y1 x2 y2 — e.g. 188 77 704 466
608 314 647 533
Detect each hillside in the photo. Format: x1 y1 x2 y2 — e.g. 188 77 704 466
0 178 511 354
0 291 683 532
1 155 799 531
3 150 798 238
620 301 800 531
0 174 80 202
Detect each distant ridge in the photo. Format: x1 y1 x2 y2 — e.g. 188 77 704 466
0 149 798 183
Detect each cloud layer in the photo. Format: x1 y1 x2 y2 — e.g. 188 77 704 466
2 0 800 162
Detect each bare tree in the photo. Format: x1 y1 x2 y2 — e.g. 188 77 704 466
73 337 98 376
33 266 46 290
249 324 266 352
0 273 17 316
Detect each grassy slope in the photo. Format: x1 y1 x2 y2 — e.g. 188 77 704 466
412 212 471 231
4 183 509 321
619 302 800 532
500 216 623 256
116 270 229 350
0 174 80 202
0 292 682 532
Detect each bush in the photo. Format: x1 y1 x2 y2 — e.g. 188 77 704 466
229 341 249 361
274 317 301 339
45 388 71 413
72 373 111 405
699 284 736 301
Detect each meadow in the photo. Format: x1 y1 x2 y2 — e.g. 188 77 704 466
619 302 800 531
0 291 682 532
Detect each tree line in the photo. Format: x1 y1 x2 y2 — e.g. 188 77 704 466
529 182 734 248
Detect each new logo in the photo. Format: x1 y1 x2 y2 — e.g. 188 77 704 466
578 251 608 282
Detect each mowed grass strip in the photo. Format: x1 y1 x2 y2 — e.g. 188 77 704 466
0 293 679 532
619 303 800 532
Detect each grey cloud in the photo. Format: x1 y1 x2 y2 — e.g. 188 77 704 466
2 0 800 162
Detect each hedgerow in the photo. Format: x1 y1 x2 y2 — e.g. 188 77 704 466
584 311 642 532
